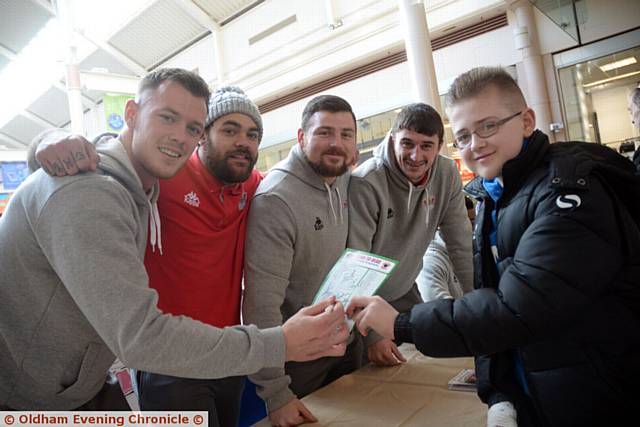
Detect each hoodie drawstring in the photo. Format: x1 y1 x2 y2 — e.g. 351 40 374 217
336 186 344 225
424 186 431 227
149 200 163 255
324 182 338 225
407 179 432 226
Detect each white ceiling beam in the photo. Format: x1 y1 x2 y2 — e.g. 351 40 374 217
175 1 227 86
80 32 148 76
176 1 221 32
0 132 28 149
27 0 56 16
0 44 17 60
52 81 98 107
79 70 140 94
21 110 58 128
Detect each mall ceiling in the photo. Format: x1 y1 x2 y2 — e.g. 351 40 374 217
0 0 263 150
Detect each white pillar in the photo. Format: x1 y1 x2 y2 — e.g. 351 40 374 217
398 0 445 153
57 0 85 134
397 0 441 113
324 0 343 29
213 28 226 87
509 0 553 141
65 57 84 134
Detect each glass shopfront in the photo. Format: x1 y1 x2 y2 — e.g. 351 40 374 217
557 44 640 154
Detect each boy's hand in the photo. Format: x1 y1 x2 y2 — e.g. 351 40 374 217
36 134 99 176
346 295 398 340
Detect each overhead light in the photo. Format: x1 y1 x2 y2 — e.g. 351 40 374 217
598 57 637 72
583 70 640 88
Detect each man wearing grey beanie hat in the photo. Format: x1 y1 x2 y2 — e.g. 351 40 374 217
137 84 267 426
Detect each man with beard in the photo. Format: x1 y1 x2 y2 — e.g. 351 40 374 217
347 103 473 367
242 95 360 427
33 86 278 426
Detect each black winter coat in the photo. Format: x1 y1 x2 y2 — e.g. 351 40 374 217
396 131 640 426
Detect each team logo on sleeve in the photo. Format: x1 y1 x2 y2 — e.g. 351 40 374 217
556 194 581 209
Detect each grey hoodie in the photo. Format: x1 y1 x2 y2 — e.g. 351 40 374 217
348 133 473 308
243 143 349 411
0 135 284 410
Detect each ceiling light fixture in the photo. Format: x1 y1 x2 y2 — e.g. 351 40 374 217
598 57 637 72
582 70 640 88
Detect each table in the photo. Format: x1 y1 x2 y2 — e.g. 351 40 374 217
253 344 486 426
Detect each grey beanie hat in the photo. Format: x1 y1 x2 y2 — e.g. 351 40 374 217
207 86 263 142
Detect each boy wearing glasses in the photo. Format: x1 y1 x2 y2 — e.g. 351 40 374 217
347 67 640 426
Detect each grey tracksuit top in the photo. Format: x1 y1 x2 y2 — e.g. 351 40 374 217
0 135 285 410
347 133 473 308
243 143 350 411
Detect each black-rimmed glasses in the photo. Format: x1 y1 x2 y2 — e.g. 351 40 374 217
453 111 522 149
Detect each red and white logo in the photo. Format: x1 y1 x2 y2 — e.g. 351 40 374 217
184 191 200 207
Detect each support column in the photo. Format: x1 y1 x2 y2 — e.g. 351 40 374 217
57 0 84 134
324 0 343 29
213 28 226 87
508 0 553 140
397 0 443 150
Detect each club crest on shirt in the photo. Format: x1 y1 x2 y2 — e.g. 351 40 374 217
314 217 324 231
184 191 200 207
422 195 436 207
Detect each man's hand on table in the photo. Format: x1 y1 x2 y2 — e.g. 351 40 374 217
269 398 317 427
367 338 407 366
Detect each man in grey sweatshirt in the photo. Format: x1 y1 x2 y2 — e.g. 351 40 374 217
243 95 359 427
347 103 473 366
0 68 348 411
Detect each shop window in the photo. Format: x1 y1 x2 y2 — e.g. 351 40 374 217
558 46 640 151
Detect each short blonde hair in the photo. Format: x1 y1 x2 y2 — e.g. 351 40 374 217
446 67 526 113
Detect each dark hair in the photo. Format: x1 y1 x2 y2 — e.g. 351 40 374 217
137 68 210 107
301 95 356 131
391 103 444 143
631 87 640 108
446 66 526 112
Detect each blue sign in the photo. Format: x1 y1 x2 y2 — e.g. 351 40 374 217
108 112 124 130
1 161 29 191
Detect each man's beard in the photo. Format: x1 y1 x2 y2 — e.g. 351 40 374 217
305 147 351 178
204 147 257 183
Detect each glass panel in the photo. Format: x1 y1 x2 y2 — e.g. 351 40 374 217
530 0 580 42
256 139 296 173
558 45 640 151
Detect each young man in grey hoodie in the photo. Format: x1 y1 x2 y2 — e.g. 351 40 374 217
347 103 473 367
0 68 348 411
243 95 360 427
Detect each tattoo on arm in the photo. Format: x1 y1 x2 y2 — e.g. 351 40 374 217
74 151 86 161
